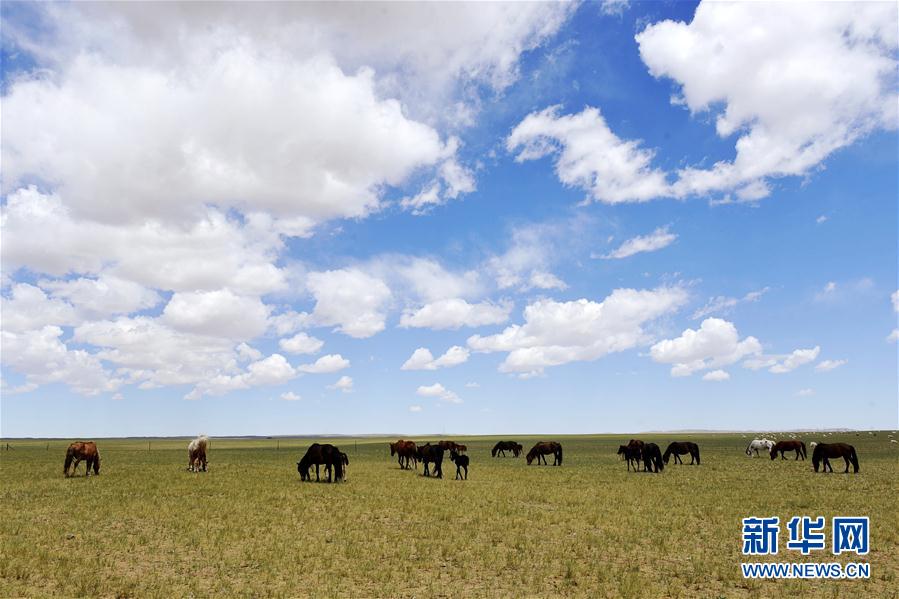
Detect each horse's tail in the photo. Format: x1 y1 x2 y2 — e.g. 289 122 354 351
557 445 563 465
63 448 74 475
800 441 807 459
849 445 859 473
654 448 664 472
745 442 752 456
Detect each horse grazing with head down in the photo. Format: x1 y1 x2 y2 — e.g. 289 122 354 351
641 443 664 473
416 443 444 478
745 438 774 457
297 443 344 482
187 435 209 472
64 441 100 477
663 442 700 465
770 440 806 461
812 443 859 473
491 441 522 457
526 442 562 465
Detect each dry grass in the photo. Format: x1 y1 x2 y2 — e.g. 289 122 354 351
1 433 897 598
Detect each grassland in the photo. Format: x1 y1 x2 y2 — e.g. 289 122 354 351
1 432 897 598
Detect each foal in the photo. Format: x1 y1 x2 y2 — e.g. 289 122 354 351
449 449 469 480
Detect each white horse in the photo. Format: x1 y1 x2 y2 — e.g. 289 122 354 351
745 438 775 457
187 434 209 471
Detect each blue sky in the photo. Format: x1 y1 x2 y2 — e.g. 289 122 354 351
1 2 896 437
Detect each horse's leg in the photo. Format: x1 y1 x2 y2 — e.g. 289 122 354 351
315 464 320 481
463 465 468 480
842 456 850 473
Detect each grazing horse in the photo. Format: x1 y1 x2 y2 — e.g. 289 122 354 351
663 442 700 465
449 449 469 480
745 439 774 457
491 441 522 457
438 440 465 453
812 443 859 473
297 443 344 482
617 445 641 472
390 440 418 469
326 451 350 481
416 443 444 478
770 440 806 461
641 443 664 473
526 442 563 466
64 441 100 477
187 434 209 472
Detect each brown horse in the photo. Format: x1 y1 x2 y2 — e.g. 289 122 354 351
770 440 806 461
297 443 344 482
390 440 418 469
663 441 700 465
526 441 563 465
416 443 444 478
491 441 523 457
64 441 100 477
812 443 859 473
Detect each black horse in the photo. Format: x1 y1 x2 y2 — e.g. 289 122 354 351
297 443 344 482
663 442 700 465
450 449 469 480
812 443 859 473
617 445 642 472
491 441 523 457
416 443 444 478
642 443 664 473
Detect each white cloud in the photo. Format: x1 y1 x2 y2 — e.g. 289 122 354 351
637 2 898 201
650 318 762 377
278 333 324 355
408 405 423 413
1 283 79 333
601 226 676 259
307 269 392 338
400 298 512 330
702 369 730 382
401 346 470 371
795 388 816 397
470 286 689 376
416 382 462 404
465 382 480 388
892 290 899 312
185 353 298 399
40 275 161 320
328 375 354 393
280 391 302 401
600 0 630 17
692 288 769 320
486 221 571 291
816 215 829 224
743 346 821 374
161 289 270 340
815 359 847 372
508 106 670 204
297 354 351 374
888 329 899 343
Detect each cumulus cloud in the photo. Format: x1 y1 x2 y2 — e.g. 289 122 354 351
508 106 670 204
470 286 688 376
743 346 821 374
416 383 462 404
161 289 270 340
307 269 392 338
815 359 847 372
601 226 676 259
637 2 898 201
278 333 324 355
328 375 354 393
650 318 762 377
297 354 351 374
401 346 470 370
702 369 730 382
400 299 512 330
280 391 302 401
485 220 575 291
185 353 298 399
39 275 161 320
1 284 79 333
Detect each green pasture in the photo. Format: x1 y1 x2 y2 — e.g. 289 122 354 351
1 432 897 598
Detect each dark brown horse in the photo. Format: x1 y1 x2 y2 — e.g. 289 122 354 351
663 441 700 465
492 441 523 457
617 445 641 472
770 440 806 461
390 440 418 469
641 442 664 473
297 443 344 482
416 443 444 478
64 441 100 477
449 449 469 480
526 441 563 465
438 440 465 453
812 443 859 473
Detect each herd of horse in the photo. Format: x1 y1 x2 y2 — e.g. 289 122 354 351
60 435 862 480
